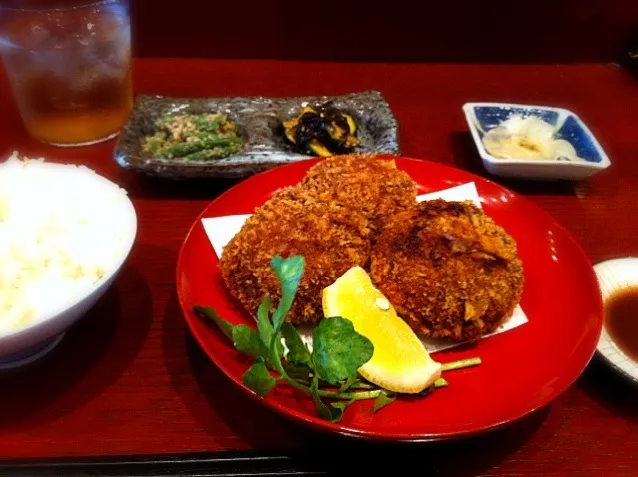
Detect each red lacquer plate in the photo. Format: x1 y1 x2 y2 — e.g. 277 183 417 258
177 156 603 441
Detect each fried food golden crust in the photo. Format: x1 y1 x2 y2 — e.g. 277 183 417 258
220 195 371 324
370 200 524 341
277 154 418 236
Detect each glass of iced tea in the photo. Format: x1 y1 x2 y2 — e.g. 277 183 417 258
0 0 133 146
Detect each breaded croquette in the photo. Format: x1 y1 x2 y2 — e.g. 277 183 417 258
279 154 417 236
220 155 417 324
221 155 524 339
220 195 371 324
370 200 524 342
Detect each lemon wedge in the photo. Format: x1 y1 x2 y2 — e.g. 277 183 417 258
322 266 441 393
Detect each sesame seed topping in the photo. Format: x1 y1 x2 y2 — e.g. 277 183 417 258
376 297 390 310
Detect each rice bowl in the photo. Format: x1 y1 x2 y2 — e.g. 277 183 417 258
0 154 137 362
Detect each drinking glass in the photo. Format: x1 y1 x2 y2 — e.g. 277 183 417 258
0 0 133 146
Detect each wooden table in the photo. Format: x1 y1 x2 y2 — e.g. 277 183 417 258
0 59 637 476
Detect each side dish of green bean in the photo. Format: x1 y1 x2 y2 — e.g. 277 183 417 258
142 113 243 161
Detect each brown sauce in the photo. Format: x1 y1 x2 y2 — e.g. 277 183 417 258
604 286 638 362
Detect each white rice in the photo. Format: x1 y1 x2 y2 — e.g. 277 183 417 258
0 153 133 336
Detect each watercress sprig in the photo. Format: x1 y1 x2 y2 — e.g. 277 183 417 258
194 255 379 422
195 254 481 423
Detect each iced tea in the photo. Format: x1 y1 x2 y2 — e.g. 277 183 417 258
0 0 132 146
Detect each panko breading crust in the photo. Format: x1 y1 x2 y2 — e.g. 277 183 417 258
220 194 371 324
281 154 417 236
371 200 524 341
220 154 418 324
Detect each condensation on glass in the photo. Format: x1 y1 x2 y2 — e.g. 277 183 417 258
0 0 133 146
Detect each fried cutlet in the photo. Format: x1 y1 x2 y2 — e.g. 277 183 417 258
275 154 417 236
371 200 524 341
220 195 371 324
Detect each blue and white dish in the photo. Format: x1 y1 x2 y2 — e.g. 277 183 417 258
463 102 611 180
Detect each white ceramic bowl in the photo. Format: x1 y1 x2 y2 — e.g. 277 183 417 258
594 258 638 385
0 162 137 368
463 102 611 180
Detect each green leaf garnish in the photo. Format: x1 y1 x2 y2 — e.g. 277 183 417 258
242 357 277 397
331 399 355 413
270 255 305 331
256 296 275 348
373 390 396 412
415 378 448 397
281 323 312 369
311 317 374 385
283 364 311 382
231 324 262 358
440 357 482 372
196 254 479 422
193 306 233 340
338 377 360 393
255 296 285 364
311 375 343 423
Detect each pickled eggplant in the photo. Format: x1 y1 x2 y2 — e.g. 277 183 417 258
283 102 360 156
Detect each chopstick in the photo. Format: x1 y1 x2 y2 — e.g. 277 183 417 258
0 451 329 476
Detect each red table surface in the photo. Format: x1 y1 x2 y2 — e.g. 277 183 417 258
0 59 637 475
